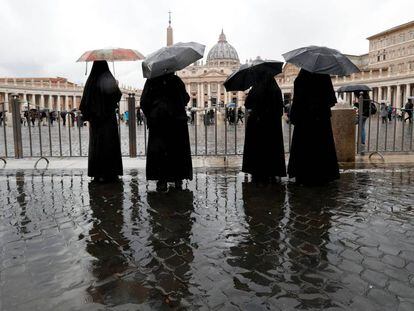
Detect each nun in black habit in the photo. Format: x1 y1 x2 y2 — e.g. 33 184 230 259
287 69 340 185
79 61 123 182
242 73 286 182
140 73 192 191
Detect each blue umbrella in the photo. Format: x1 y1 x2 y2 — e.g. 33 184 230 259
227 102 236 108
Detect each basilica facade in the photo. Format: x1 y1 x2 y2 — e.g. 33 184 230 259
177 30 247 108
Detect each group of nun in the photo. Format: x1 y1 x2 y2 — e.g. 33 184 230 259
79 60 339 190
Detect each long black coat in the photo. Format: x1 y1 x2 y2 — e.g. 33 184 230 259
287 69 339 184
79 61 123 178
140 74 192 181
242 77 286 178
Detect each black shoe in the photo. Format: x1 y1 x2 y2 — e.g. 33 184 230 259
174 180 183 190
156 180 168 192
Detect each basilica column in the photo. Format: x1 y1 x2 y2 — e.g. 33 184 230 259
378 86 383 102
217 83 221 106
73 95 77 109
65 95 69 110
207 83 211 107
200 83 204 107
197 83 201 107
22 94 27 105
57 95 61 111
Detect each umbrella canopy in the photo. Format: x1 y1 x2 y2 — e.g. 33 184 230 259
142 42 205 79
282 45 360 76
77 48 145 62
223 59 283 91
337 84 372 93
407 96 414 100
227 102 236 108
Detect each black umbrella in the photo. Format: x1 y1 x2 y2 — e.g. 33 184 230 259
142 42 205 79
337 84 372 93
282 45 360 76
223 59 283 91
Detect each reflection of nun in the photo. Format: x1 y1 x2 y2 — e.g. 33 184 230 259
242 74 286 182
79 61 123 182
85 182 153 304
227 182 286 293
146 190 194 307
288 69 339 185
86 182 129 280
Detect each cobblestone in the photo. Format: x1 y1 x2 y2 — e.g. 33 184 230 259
0 166 414 310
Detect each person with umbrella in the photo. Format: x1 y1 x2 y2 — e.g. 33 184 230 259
352 91 375 145
140 42 204 191
404 97 413 123
79 60 123 182
224 58 286 183
283 46 358 185
60 110 67 126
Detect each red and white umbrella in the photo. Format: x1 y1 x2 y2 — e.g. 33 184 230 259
77 48 145 75
77 48 145 62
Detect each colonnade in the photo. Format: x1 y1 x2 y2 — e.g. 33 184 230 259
185 82 245 108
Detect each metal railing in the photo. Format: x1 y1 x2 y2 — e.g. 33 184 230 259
355 95 414 156
1 94 413 160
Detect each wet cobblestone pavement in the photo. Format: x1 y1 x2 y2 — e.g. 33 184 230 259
1 167 414 310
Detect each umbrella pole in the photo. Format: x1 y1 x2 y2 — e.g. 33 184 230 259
85 62 88 76
113 61 116 77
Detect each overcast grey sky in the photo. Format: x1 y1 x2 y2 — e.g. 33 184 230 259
1 0 413 88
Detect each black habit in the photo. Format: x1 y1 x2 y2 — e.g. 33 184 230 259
287 69 340 184
79 61 123 179
242 75 286 178
140 73 193 181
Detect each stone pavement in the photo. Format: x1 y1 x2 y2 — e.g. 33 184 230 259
1 166 414 310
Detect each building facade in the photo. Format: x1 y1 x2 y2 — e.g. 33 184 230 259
0 77 139 115
278 20 414 107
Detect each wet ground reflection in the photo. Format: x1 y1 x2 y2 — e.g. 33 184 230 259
1 167 414 310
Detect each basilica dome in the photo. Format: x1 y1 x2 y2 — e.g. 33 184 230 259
206 30 240 66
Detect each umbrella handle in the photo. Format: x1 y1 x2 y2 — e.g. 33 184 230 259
85 62 88 75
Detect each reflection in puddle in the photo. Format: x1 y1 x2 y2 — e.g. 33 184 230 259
0 167 414 310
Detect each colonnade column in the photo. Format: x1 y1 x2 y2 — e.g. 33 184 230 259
396 85 401 108
4 93 8 111
22 94 27 105
406 84 411 103
57 95 61 111
378 87 383 102
40 94 45 109
200 83 204 107
387 86 392 105
65 95 69 110
217 83 221 106
73 95 77 109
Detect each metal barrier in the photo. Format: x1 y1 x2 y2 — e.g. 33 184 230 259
356 94 414 156
0 95 413 160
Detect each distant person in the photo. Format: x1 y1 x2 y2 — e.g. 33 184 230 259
124 110 129 125
242 73 286 183
0 111 3 126
60 111 67 126
236 107 244 124
136 107 143 125
288 69 339 185
387 104 393 122
404 99 413 123
79 60 123 182
140 73 192 192
353 91 375 145
380 102 388 124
